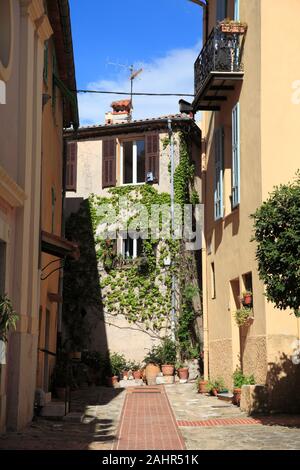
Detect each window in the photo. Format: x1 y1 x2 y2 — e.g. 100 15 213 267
211 262 216 299
232 102 240 209
0 241 6 295
243 272 253 294
122 237 143 259
121 140 146 185
216 0 227 22
214 128 224 220
66 142 77 191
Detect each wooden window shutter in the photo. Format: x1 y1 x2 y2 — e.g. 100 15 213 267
102 139 116 188
66 142 77 191
145 134 159 183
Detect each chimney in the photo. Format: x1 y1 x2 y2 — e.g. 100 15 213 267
105 99 132 125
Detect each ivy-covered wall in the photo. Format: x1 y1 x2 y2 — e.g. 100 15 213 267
63 131 203 362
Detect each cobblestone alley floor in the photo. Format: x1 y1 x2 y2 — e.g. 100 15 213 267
1 383 300 450
166 383 300 450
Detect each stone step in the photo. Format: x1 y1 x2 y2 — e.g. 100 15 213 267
40 401 68 419
217 392 234 402
119 379 145 388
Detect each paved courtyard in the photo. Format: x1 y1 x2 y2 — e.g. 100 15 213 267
0 383 300 450
166 383 300 450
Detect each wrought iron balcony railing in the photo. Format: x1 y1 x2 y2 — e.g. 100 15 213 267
194 26 245 98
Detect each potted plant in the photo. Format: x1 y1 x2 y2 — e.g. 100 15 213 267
143 346 161 385
207 378 225 396
105 352 126 387
160 338 177 376
232 369 255 406
0 294 19 343
241 291 253 306
197 377 209 394
131 362 142 380
234 307 254 327
219 19 248 34
81 350 104 385
52 362 68 400
176 361 189 381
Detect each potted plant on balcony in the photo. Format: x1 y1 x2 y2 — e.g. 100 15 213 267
232 369 255 406
219 19 248 34
234 307 254 327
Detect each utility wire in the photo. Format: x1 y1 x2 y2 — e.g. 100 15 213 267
75 89 194 97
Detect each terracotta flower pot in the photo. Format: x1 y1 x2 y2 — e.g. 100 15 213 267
145 363 160 385
178 368 189 381
69 351 81 360
133 370 142 380
243 294 252 306
220 23 246 34
233 388 242 406
55 387 66 401
106 376 118 387
161 364 175 376
198 380 208 394
211 388 218 397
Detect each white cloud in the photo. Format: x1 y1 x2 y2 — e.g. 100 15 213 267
78 44 201 126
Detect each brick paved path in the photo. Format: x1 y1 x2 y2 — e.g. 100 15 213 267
113 387 185 450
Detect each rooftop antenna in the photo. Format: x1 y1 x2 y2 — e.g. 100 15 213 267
106 60 143 119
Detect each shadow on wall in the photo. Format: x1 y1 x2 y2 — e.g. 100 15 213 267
266 353 300 414
250 353 300 415
63 198 109 364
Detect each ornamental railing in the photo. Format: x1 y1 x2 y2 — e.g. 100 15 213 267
194 26 245 96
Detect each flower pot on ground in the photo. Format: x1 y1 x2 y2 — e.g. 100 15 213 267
178 367 189 381
207 378 225 397
233 388 242 406
198 379 209 394
55 387 67 401
105 352 126 383
232 369 255 406
133 370 142 380
145 363 160 385
161 364 175 376
106 376 119 387
69 351 81 361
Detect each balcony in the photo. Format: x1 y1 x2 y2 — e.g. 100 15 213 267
193 26 246 111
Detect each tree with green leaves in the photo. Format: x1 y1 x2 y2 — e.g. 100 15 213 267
252 172 300 317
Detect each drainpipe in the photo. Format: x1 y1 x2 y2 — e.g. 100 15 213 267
168 118 176 342
201 141 209 380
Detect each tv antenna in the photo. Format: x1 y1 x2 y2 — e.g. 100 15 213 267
106 60 143 115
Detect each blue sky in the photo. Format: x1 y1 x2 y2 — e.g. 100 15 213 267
69 0 203 125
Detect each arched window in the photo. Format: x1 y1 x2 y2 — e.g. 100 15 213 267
0 0 13 82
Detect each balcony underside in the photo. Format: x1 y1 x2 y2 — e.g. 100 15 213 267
193 71 244 112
